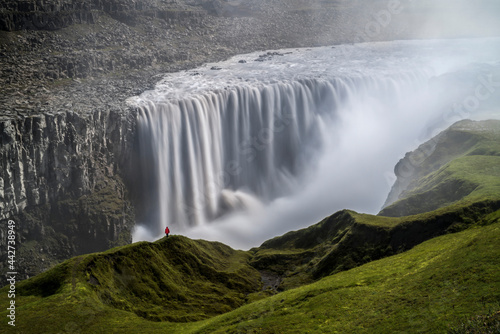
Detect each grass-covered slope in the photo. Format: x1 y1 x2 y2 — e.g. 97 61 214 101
193 219 500 334
2 213 498 333
250 199 500 291
80 236 261 322
4 203 498 333
0 236 261 332
380 119 500 217
1 119 499 333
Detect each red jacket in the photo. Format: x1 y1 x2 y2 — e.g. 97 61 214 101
165 227 170 234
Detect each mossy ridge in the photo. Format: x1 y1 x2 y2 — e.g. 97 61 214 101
0 235 262 332
83 235 262 322
250 199 500 290
192 221 500 334
381 155 500 217
1 202 499 333
381 119 500 217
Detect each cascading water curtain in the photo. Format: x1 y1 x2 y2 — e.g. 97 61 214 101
136 71 430 236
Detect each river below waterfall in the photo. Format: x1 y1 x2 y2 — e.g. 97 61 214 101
128 38 500 248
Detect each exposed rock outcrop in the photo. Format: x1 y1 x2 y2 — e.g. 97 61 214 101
0 108 138 284
0 108 136 220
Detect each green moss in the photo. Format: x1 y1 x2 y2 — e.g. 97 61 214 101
1 235 262 327
249 197 499 288
449 309 500 333
17 261 71 297
381 120 500 217
1 209 499 333
192 222 500 334
1 120 499 333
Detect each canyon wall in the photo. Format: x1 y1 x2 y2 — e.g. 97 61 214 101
0 108 138 282
0 0 202 31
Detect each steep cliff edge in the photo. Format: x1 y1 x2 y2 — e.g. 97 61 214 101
380 119 500 217
0 109 138 283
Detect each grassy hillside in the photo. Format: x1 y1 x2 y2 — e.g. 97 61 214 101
1 213 499 333
192 218 500 334
380 120 500 217
1 119 499 333
0 236 262 333
1 203 499 333
250 199 499 290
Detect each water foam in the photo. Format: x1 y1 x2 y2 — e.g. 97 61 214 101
129 38 500 247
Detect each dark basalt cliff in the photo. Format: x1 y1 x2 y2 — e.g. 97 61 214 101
0 0 204 31
1 109 135 219
0 108 138 283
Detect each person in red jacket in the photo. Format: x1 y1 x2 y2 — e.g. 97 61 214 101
165 226 170 237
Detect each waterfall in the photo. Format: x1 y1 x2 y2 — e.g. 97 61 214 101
135 71 430 236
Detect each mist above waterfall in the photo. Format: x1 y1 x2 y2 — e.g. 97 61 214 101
130 38 500 249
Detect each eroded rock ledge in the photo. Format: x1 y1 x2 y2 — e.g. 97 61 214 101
0 107 138 283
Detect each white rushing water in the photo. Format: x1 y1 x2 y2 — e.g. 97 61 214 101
128 38 500 248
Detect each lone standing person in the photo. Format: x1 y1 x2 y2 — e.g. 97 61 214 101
165 226 170 237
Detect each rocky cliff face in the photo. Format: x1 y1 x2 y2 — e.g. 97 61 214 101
0 109 136 220
0 0 203 31
0 108 138 283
